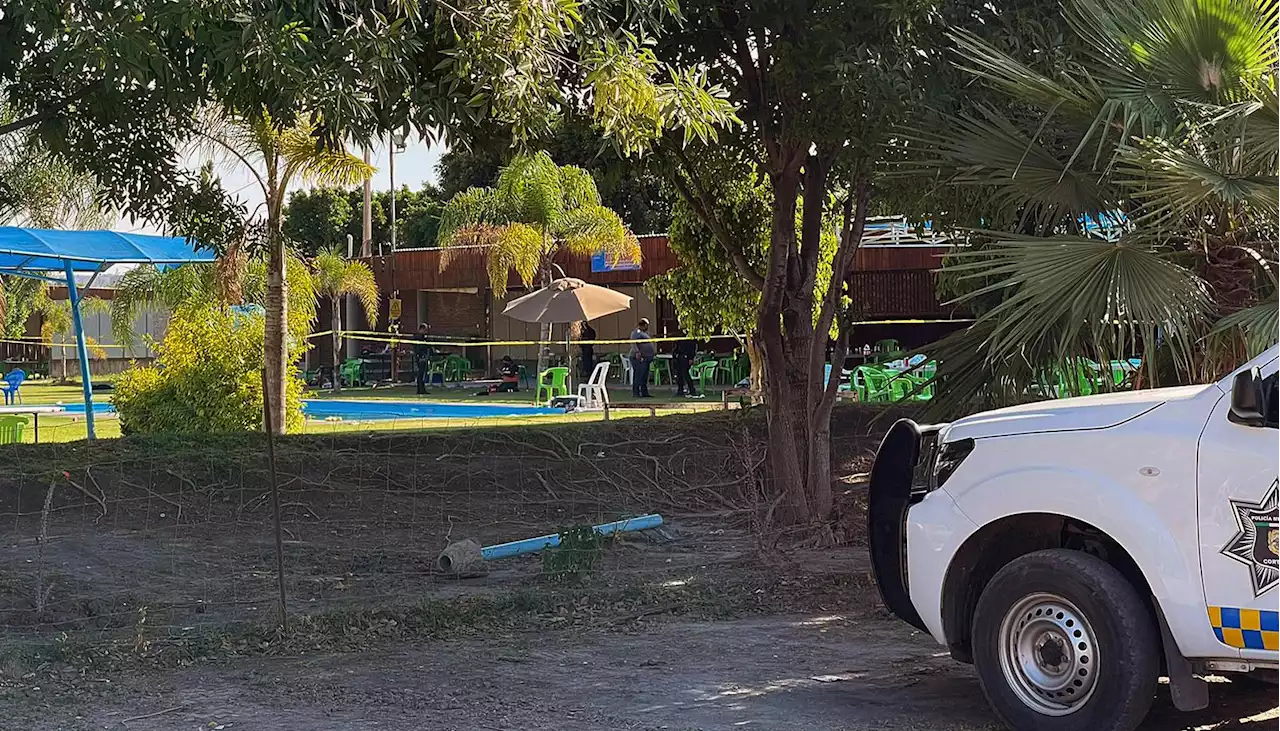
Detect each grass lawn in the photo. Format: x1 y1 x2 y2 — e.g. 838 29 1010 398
305 381 734 406
6 379 738 444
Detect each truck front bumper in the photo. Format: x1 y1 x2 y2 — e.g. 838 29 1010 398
868 419 977 646
867 419 934 632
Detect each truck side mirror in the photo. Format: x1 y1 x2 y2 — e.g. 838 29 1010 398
1230 368 1265 426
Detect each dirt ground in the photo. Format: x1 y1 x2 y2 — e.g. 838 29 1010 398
6 610 1277 731
1 411 1275 730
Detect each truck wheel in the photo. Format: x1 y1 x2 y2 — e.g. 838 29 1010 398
971 549 1159 731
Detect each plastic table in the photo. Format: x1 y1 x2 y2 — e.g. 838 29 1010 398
0 404 65 443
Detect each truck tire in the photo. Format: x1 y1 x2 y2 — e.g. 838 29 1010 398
971 548 1159 731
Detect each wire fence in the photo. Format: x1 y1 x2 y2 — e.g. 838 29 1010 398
0 410 838 654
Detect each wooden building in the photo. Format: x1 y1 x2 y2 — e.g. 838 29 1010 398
320 233 968 376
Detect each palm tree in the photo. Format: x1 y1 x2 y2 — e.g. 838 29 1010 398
310 251 379 392
917 0 1277 414
437 152 640 378
110 255 317 355
197 110 374 432
30 286 109 381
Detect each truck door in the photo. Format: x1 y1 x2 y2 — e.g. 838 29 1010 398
1197 355 1279 662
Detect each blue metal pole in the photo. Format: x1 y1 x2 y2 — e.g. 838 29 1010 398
63 261 96 440
480 514 663 561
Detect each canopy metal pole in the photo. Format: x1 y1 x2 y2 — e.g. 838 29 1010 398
63 261 96 440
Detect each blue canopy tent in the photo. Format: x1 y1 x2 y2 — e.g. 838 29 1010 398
0 227 214 439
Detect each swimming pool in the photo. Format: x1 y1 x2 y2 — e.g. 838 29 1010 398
58 399 561 421
300 399 561 421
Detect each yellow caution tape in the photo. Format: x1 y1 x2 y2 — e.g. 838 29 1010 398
0 337 133 350
2 318 975 353
307 319 976 348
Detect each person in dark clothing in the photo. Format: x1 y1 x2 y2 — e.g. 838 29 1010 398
413 323 435 395
578 320 596 380
672 332 701 398
628 318 655 397
497 355 520 393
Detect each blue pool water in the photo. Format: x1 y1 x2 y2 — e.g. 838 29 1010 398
300 399 560 421
60 401 116 415
58 400 560 421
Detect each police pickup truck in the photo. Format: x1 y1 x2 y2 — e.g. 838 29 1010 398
868 346 1278 731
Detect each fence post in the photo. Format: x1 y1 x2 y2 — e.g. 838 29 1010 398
260 368 289 634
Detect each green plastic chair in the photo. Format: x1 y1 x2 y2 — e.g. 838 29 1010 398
444 355 471 382
714 355 737 385
0 415 27 445
604 352 623 380
649 358 670 385
536 367 570 403
340 359 364 387
853 366 912 403
1054 361 1100 398
690 360 718 391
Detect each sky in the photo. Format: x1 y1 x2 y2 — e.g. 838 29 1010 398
116 137 446 235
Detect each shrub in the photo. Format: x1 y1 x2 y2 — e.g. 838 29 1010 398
114 305 304 435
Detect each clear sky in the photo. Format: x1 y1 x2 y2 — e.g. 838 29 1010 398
116 136 446 235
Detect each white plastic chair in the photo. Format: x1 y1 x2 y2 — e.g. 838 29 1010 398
620 357 633 386
578 361 611 409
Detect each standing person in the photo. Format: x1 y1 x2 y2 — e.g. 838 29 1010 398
578 320 596 380
413 323 435 395
672 331 701 398
628 318 655 398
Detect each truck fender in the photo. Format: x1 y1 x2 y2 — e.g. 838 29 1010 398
946 466 1208 660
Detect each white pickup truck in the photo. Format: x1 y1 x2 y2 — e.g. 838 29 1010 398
869 346 1278 731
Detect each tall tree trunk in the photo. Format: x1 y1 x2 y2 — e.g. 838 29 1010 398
757 160 813 528
745 335 765 405
264 173 289 435
1202 232 1258 376
331 298 342 393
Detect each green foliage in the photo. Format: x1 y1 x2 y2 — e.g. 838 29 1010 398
0 110 108 230
113 305 304 435
282 184 445 254
3 0 735 233
647 174 768 337
310 252 379 324
283 188 353 255
921 0 1278 413
439 115 677 235
111 255 316 354
541 525 604 583
648 156 840 339
1 277 41 338
437 151 640 296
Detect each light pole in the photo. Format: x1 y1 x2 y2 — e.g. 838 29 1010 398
389 129 408 251
387 129 408 384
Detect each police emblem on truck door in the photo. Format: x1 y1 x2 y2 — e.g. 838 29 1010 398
1221 480 1279 597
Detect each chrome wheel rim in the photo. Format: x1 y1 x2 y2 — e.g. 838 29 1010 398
997 592 1099 716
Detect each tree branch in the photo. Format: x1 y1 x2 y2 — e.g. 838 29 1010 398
665 141 766 291
719 6 775 162
809 176 870 412
0 86 97 137
192 128 272 204
798 152 830 294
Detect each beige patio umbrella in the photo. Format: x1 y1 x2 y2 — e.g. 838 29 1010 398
503 278 633 390
502 277 633 323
